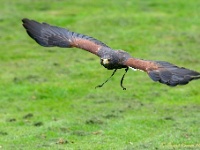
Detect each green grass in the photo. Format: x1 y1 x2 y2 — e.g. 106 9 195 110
1 0 200 149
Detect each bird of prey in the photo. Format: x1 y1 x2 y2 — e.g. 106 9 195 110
22 18 200 90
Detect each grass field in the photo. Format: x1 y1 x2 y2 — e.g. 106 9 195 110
0 0 200 149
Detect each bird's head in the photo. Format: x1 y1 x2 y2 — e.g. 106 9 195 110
100 55 113 69
101 57 110 65
100 53 126 70
98 48 131 70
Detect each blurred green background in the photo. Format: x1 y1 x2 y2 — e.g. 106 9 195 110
0 0 200 149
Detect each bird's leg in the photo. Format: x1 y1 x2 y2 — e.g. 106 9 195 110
95 69 117 89
120 67 129 90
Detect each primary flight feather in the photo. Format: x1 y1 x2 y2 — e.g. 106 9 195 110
22 18 200 89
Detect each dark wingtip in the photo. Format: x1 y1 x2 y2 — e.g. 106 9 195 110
22 18 31 26
22 18 27 26
22 18 28 22
22 18 49 46
22 18 33 29
148 61 200 86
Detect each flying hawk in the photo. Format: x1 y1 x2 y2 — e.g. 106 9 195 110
22 18 200 90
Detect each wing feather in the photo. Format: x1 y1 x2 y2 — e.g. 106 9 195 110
22 18 110 55
124 58 200 86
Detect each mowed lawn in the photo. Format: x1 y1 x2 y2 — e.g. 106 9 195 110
0 0 200 149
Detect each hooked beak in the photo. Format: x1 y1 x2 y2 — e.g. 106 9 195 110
101 58 110 65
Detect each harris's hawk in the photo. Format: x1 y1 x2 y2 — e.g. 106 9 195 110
22 18 200 90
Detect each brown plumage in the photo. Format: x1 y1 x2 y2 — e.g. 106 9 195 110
22 18 200 89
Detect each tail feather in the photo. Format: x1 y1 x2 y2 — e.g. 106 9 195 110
147 61 200 86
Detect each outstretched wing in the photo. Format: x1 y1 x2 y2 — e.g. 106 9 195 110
124 58 200 86
22 18 110 55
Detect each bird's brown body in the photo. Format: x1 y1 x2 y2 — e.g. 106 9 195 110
22 18 200 89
